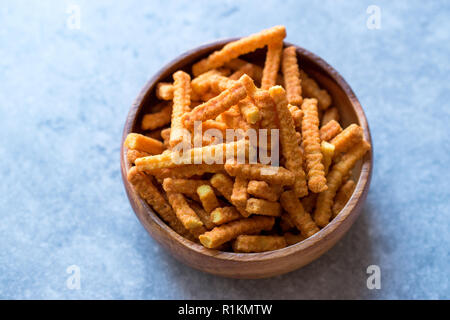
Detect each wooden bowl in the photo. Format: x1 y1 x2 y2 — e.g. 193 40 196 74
120 39 373 279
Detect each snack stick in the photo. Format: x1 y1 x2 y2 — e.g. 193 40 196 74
127 149 150 164
162 178 209 198
330 124 364 155
269 86 308 197
166 192 203 230
153 164 225 179
170 71 192 148
188 200 215 230
182 79 247 129
124 133 164 155
127 167 194 240
141 103 172 131
246 198 281 216
198 215 275 248
321 141 335 175
299 70 332 110
301 192 318 214
282 46 303 106
225 59 264 83
301 98 328 193
247 180 280 202
191 69 227 96
229 62 260 81
284 232 306 246
192 25 286 76
280 190 320 238
210 173 250 217
314 140 370 227
160 128 171 148
231 176 249 208
238 97 261 124
224 162 295 186
211 206 242 225
320 119 342 141
332 180 356 218
261 41 283 90
232 235 286 253
321 106 340 126
156 82 174 101
288 104 303 130
197 185 220 213
280 213 295 232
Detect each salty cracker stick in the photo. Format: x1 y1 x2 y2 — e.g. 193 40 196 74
321 141 335 175
321 106 340 126
330 124 364 155
210 173 250 217
197 185 220 213
166 192 203 230
269 86 308 197
127 149 150 165
314 140 371 227
124 133 164 155
127 167 193 240
247 180 280 202
224 162 295 186
182 79 247 129
282 46 303 106
192 25 286 76
238 97 260 125
170 71 192 148
232 235 286 253
231 176 249 208
301 98 328 193
320 119 342 141
156 82 174 101
162 178 209 201
261 41 283 90
141 103 172 131
280 190 320 238
332 179 356 218
288 104 303 130
284 232 306 246
299 70 332 110
246 198 281 217
198 215 275 249
211 206 242 225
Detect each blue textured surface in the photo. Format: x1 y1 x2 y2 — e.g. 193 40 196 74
0 0 449 299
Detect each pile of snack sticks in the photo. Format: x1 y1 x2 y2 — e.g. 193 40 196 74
125 26 371 253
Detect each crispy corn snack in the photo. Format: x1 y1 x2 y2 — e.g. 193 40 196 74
332 180 356 218
246 198 281 216
299 70 332 110
320 119 342 141
192 26 286 76
261 41 283 90
330 124 364 155
127 149 150 165
231 176 249 208
141 103 172 131
284 232 306 245
125 133 164 155
232 235 286 252
162 178 208 201
321 141 335 175
224 162 295 186
282 46 303 106
156 82 175 101
247 180 280 202
280 190 320 238
314 140 370 227
166 192 203 230
321 106 340 126
211 206 242 225
301 98 327 193
196 184 220 213
198 215 275 248
170 71 192 148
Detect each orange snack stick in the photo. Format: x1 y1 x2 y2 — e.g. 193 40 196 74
192 25 286 76
269 86 308 197
261 41 283 90
229 62 261 81
124 133 164 155
246 198 281 216
191 69 227 97
320 119 342 141
196 185 220 213
153 164 225 179
282 46 303 106
210 173 250 217
141 103 172 131
301 192 318 214
127 167 193 240
160 128 171 148
231 176 249 208
332 179 356 218
321 141 335 175
166 192 203 230
201 120 229 136
224 162 295 186
314 140 371 227
182 79 247 129
189 200 215 230
232 235 286 253
301 98 327 193
162 178 209 201
170 71 192 148
198 215 275 248
284 232 306 245
156 82 174 101
247 180 280 202
299 70 332 110
238 97 260 125
330 124 364 155
225 59 264 83
288 104 303 130
127 149 150 165
321 106 340 126
280 190 320 238
210 206 242 225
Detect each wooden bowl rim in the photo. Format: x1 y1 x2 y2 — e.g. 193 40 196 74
120 38 373 263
